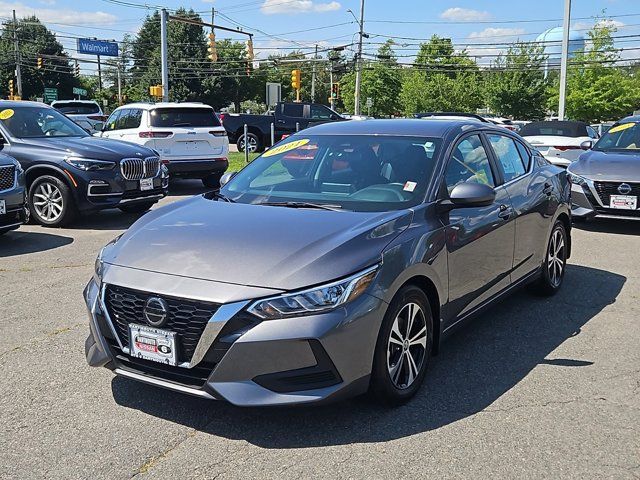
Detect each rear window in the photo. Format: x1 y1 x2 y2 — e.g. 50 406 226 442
520 122 587 138
149 108 220 127
53 102 100 115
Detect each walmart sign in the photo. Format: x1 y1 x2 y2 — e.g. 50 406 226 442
77 38 118 57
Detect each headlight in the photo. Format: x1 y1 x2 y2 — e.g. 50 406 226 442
94 247 105 284
567 169 588 186
247 265 379 320
65 157 115 171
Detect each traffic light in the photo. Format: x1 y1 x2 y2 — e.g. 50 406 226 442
246 37 254 62
207 32 217 62
8 79 14 97
331 82 339 99
37 57 43 69
74 61 80 77
291 69 301 90
149 85 163 98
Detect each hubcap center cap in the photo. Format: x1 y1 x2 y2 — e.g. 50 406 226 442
403 339 409 351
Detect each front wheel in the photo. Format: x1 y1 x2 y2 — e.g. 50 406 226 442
535 220 568 296
118 201 156 214
29 175 78 227
237 132 262 153
370 285 433 405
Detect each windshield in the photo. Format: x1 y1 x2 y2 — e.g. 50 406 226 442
53 102 100 115
150 108 221 127
0 106 88 139
520 122 587 137
221 135 442 212
594 122 640 151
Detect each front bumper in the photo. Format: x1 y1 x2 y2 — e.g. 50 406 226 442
570 181 640 220
84 273 386 406
0 183 27 233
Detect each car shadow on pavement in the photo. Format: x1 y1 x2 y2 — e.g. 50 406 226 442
111 264 625 447
0 230 73 257
573 218 640 236
168 179 210 197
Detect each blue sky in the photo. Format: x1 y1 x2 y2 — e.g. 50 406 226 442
2 0 639 68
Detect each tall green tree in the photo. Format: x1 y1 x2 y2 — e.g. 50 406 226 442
485 43 549 120
0 16 77 99
415 35 477 78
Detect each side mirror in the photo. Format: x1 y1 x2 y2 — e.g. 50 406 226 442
446 182 496 208
219 171 237 187
580 140 593 151
94 122 105 132
330 114 338 120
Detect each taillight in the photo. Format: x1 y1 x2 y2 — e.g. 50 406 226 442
553 146 580 151
210 131 227 137
139 131 173 138
218 113 226 123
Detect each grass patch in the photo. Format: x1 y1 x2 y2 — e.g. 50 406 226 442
228 151 259 172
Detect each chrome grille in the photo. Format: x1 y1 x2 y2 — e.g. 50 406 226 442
120 156 160 180
0 165 16 191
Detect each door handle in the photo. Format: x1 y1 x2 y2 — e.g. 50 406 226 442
543 182 554 195
276 119 285 124
498 204 512 220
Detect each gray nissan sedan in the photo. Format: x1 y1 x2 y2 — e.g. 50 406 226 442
85 119 571 406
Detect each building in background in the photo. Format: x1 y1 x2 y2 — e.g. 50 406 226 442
536 27 586 77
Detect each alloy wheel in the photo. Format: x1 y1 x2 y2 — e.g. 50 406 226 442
548 228 566 287
32 181 64 223
240 135 258 153
387 302 428 389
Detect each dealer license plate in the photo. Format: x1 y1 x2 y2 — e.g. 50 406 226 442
609 195 637 210
129 324 177 366
0 199 5 215
140 178 154 191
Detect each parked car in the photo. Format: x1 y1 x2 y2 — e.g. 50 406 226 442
0 152 27 235
0 101 168 227
85 119 571 406
568 116 640 221
520 120 599 167
51 100 106 133
590 122 614 137
99 103 228 188
220 102 345 153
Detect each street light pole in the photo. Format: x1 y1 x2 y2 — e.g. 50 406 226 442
558 0 571 120
12 10 22 98
353 0 365 116
160 8 169 102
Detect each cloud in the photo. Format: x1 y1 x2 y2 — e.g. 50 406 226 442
440 7 491 22
261 0 340 15
573 19 625 31
468 27 526 39
0 1 117 24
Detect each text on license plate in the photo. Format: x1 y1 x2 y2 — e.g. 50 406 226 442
140 178 154 191
129 324 177 366
0 199 5 215
609 195 637 210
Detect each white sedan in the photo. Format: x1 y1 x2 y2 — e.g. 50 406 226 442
520 120 599 167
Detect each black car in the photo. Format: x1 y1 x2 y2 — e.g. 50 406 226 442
0 152 27 235
0 101 169 227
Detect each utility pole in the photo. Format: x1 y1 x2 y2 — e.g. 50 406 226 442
353 0 365 115
329 65 335 110
311 44 317 103
160 8 169 102
558 0 571 120
116 60 122 105
97 55 102 94
12 10 22 98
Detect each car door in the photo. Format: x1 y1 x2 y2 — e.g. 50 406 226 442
100 109 124 139
441 133 516 322
486 133 559 281
307 104 336 128
110 109 142 144
277 103 305 135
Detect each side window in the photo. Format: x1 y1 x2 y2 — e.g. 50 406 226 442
104 110 121 131
445 134 495 194
515 141 531 170
282 104 304 118
113 109 130 130
487 134 527 182
310 105 333 120
586 125 598 139
122 109 142 129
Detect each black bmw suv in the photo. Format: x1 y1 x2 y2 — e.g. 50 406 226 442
0 101 169 227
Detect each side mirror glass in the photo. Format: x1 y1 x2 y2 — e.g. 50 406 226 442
448 182 496 208
93 122 105 132
330 114 338 120
580 140 593 151
219 171 237 187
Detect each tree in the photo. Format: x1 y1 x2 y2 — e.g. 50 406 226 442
547 20 640 122
415 35 477 78
485 43 549 120
0 16 77 99
340 40 401 116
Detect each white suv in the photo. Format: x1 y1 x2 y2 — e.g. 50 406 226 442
51 100 106 133
100 103 229 187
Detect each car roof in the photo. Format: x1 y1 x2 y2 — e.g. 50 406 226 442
616 115 640 123
0 100 51 109
51 100 99 105
289 118 494 137
118 102 212 110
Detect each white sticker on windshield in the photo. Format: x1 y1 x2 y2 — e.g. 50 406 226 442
403 181 417 192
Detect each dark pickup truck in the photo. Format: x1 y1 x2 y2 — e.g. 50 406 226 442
219 102 345 152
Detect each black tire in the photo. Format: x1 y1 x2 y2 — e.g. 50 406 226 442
118 201 156 214
28 175 78 227
236 132 262 153
535 220 568 296
202 173 223 189
370 285 434 405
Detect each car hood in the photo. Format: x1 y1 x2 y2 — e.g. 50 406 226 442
15 136 154 161
102 195 413 291
570 149 640 182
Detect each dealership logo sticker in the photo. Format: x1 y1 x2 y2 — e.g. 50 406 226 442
263 138 310 157
143 297 169 327
0 109 14 120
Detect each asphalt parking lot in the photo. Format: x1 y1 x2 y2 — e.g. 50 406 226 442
1 181 639 480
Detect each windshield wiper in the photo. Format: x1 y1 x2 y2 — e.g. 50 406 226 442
211 191 235 202
257 201 343 211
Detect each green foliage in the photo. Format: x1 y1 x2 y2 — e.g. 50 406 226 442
485 43 549 120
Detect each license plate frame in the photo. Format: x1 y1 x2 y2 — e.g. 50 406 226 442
0 199 5 215
609 194 637 210
128 323 178 366
140 178 154 191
